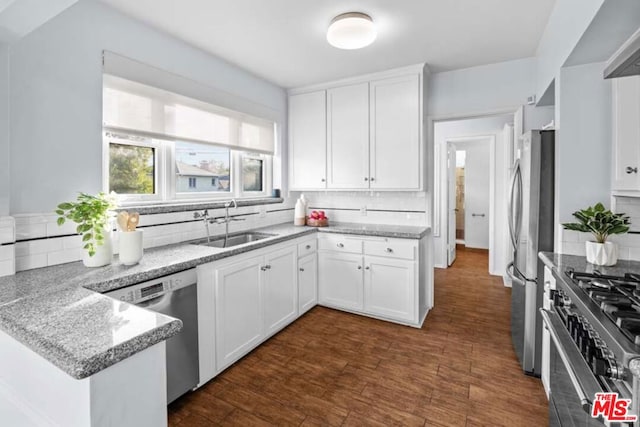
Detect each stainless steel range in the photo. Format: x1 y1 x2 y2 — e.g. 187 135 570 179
541 267 640 426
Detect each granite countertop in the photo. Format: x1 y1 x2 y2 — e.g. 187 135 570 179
317 222 430 239
539 252 640 277
0 221 428 379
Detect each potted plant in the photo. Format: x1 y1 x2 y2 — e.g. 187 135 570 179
562 202 631 266
56 192 117 267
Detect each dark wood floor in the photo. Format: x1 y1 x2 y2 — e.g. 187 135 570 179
168 246 548 426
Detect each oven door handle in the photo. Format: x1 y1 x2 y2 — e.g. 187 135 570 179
540 308 598 413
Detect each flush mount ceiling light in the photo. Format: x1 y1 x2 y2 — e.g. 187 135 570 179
326 12 376 50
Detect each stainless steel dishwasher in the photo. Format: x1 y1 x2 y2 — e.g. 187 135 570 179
105 269 199 404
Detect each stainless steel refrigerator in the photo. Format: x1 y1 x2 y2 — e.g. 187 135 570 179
507 130 554 376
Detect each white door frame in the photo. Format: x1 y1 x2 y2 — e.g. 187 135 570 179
428 107 523 274
446 136 495 269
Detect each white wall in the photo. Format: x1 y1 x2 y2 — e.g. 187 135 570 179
8 0 287 214
429 57 555 133
456 140 491 249
556 62 612 253
535 0 604 100
434 115 512 274
0 42 8 216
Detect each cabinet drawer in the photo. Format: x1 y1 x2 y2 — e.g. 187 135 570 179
297 239 317 257
318 234 363 253
364 239 416 260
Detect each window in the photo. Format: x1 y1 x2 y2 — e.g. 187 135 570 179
103 74 274 203
109 142 155 195
242 155 264 193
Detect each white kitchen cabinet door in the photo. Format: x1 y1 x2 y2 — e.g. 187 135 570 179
612 76 640 191
289 90 327 190
327 83 370 189
214 255 264 372
318 252 363 311
263 246 298 338
369 74 421 190
364 257 416 323
298 253 318 315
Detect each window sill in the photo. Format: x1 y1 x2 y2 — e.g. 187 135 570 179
116 197 284 215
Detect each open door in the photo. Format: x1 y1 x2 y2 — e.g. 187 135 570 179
447 143 457 266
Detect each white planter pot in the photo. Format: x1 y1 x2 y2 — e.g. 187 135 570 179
585 241 618 266
82 230 113 268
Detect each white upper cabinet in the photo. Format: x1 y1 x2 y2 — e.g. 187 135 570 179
327 83 370 189
370 75 421 190
288 64 427 192
612 76 640 193
289 90 327 190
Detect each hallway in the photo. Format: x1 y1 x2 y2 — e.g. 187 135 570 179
168 246 548 426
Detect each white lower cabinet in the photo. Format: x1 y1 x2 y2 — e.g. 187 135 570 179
263 246 298 338
318 234 425 327
318 252 364 311
298 253 318 315
198 238 315 383
364 257 416 323
197 232 430 386
214 255 264 372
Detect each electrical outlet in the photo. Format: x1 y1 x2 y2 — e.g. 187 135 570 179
259 206 266 218
360 206 367 216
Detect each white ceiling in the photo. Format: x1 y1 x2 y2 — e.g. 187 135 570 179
99 0 556 89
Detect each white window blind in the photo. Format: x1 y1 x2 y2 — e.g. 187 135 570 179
103 74 275 154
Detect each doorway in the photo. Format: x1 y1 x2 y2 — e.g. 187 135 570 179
432 112 519 276
455 150 465 245
446 136 493 266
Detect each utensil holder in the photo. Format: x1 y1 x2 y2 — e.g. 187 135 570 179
119 230 143 265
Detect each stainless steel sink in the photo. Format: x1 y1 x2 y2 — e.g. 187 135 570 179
194 232 275 248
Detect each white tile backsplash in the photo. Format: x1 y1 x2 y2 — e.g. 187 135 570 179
6 192 427 274
10 204 296 272
0 216 15 245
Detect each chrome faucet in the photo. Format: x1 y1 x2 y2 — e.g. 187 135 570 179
193 209 212 243
194 201 245 247
220 199 244 247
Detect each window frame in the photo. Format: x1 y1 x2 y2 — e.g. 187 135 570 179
102 132 166 204
239 152 270 197
103 133 273 206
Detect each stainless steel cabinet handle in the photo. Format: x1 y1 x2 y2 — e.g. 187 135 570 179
305 245 311 250
365 266 370 270
471 213 486 218
627 166 638 174
386 248 393 253
357 266 362 270
337 243 344 248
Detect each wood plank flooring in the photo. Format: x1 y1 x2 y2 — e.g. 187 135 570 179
168 246 548 426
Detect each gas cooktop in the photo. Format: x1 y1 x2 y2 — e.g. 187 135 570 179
566 268 640 345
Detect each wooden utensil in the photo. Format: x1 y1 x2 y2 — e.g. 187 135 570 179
126 212 140 232
117 211 129 231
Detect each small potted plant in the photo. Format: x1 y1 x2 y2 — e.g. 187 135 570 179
56 192 117 267
562 202 631 266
